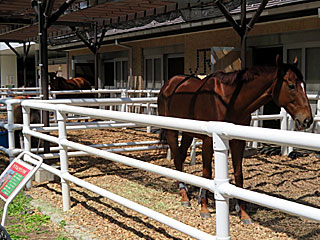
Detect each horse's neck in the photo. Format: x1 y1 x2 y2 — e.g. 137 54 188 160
59 78 70 89
233 68 277 115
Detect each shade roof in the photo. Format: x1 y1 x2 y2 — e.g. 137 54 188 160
0 0 192 43
0 0 318 48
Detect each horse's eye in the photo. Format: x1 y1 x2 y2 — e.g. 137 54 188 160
288 84 295 90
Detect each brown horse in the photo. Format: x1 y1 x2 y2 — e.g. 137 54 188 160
157 56 313 223
48 72 92 98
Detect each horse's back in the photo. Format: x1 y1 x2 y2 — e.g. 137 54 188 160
66 77 91 90
159 75 206 98
158 74 226 121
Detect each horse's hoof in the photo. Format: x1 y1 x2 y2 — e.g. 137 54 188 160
181 201 191 207
241 218 252 225
200 212 211 218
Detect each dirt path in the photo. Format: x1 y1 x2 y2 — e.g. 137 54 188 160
0 127 319 239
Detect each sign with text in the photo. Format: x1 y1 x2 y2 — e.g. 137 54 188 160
0 159 33 201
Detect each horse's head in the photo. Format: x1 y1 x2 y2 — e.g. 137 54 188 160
48 71 59 90
272 55 313 130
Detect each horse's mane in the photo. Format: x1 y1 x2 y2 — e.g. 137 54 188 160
207 69 249 85
207 64 303 86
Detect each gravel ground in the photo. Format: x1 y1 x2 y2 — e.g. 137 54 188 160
0 127 319 240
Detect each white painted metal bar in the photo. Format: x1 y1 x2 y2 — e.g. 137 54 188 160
19 101 320 239
57 110 71 211
251 113 282 121
213 133 230 240
24 155 215 240
219 183 320 222
22 101 320 151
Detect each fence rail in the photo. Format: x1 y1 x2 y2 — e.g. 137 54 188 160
18 100 320 240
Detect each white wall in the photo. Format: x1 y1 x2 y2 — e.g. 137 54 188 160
0 55 17 87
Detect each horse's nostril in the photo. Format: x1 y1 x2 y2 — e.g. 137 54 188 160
303 117 313 128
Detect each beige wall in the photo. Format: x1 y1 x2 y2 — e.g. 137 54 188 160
68 16 320 89
48 64 68 79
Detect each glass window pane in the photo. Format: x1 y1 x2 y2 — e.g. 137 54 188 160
154 58 162 89
115 61 121 87
306 47 320 92
122 61 128 88
287 48 301 70
146 59 153 88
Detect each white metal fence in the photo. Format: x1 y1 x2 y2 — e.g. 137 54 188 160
19 100 320 240
0 97 158 161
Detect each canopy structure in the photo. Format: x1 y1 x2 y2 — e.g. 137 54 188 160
0 0 318 153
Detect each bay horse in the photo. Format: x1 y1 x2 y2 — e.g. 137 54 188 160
48 72 92 98
157 56 313 224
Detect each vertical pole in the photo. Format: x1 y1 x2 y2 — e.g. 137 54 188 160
287 115 294 154
38 0 50 153
94 22 99 90
7 102 15 162
23 43 27 87
35 50 39 88
213 132 230 240
57 110 71 211
280 108 288 155
66 51 70 80
22 104 32 189
190 138 196 165
251 109 260 148
240 0 247 69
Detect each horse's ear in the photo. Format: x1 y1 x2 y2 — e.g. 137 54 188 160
293 56 298 66
276 54 283 66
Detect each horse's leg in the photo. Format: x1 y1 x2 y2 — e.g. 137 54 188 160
167 130 193 206
230 139 252 224
199 136 213 218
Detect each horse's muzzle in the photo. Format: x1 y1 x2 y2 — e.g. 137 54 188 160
295 117 313 130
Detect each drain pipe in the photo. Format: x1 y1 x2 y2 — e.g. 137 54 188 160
115 40 133 89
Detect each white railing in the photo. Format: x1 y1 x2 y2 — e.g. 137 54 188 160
20 100 320 240
0 97 159 160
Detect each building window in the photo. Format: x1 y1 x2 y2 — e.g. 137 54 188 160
144 56 163 89
104 58 128 88
285 43 320 93
305 47 320 92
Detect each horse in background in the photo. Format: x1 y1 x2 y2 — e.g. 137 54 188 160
48 72 92 98
13 96 41 148
157 56 312 224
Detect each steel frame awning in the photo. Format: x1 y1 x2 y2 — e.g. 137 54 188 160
0 0 193 43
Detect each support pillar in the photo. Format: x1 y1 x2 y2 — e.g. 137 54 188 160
57 110 70 211
213 132 230 240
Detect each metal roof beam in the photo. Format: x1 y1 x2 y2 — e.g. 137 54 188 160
47 0 77 28
0 17 33 25
4 41 21 58
53 20 92 27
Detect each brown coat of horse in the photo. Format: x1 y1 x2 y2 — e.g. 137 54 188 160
48 72 92 98
157 56 313 223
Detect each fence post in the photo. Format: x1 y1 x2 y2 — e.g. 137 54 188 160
280 108 288 155
121 89 128 112
213 132 230 240
146 90 152 133
251 109 260 148
287 115 294 154
7 101 16 161
57 110 71 211
22 104 32 189
190 138 196 165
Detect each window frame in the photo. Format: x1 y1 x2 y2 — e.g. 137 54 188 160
284 41 320 93
144 55 163 89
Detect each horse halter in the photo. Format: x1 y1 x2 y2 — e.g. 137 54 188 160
271 67 285 106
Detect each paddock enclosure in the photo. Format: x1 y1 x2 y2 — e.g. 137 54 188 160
0 87 317 239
